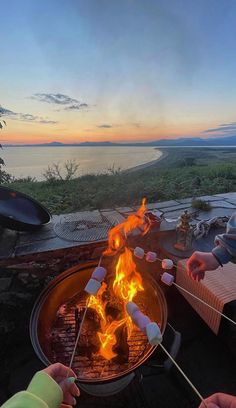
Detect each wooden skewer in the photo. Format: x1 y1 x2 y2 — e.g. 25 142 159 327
69 254 103 369
127 302 207 407
130 247 236 327
159 343 207 408
159 255 236 327
173 282 236 327
69 300 89 368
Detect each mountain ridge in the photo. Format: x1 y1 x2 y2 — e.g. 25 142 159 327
3 135 236 147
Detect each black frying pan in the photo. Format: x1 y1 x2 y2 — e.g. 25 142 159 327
0 186 51 231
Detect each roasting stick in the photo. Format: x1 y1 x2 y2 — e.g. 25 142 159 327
161 272 236 327
69 299 89 368
164 260 236 327
132 247 236 327
158 342 207 407
69 256 106 369
174 281 236 327
126 302 207 408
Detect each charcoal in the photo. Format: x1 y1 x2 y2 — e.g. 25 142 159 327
75 306 100 358
113 324 129 364
105 299 123 320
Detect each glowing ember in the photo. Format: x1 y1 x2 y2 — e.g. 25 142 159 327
87 199 149 360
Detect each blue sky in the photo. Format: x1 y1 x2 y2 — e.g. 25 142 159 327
1 0 236 143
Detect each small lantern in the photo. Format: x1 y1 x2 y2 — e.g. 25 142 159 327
174 210 193 251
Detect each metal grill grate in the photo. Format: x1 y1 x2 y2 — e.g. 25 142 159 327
50 303 150 380
31 262 167 386
53 211 125 242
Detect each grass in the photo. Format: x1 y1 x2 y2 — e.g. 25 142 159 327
191 199 212 211
3 147 236 214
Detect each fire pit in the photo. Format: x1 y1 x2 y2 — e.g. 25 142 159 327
30 200 168 396
30 260 167 394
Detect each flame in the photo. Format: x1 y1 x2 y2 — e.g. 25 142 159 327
87 199 148 360
98 318 126 360
104 197 149 255
114 234 122 250
88 282 107 322
123 197 149 237
88 284 128 360
113 247 144 302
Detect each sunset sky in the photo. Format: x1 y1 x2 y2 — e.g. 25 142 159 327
1 0 236 144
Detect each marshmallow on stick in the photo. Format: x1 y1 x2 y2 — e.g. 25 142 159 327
146 251 157 263
85 266 107 295
85 279 101 295
134 247 145 259
91 266 107 282
161 272 175 286
126 301 162 345
162 259 174 270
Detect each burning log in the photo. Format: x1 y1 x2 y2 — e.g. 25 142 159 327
75 306 100 359
105 300 123 321
113 324 129 364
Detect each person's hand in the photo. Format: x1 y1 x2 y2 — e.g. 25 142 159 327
187 251 220 281
199 392 236 407
44 363 80 406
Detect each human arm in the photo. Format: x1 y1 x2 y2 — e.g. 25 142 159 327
187 251 220 281
212 212 236 266
199 392 236 408
1 363 80 408
187 212 236 281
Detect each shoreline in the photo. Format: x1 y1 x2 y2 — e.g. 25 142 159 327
4 148 168 180
124 149 168 173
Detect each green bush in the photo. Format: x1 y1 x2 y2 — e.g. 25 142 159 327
4 159 236 214
191 199 212 211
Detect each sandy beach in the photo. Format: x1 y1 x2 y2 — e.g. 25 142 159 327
3 146 162 180
124 149 168 173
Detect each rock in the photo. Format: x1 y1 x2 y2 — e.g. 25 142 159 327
44 276 55 286
0 278 12 292
0 291 32 307
0 321 15 334
0 293 17 307
17 272 42 289
18 272 30 284
15 292 33 301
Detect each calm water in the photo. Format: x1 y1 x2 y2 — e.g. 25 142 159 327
2 146 162 181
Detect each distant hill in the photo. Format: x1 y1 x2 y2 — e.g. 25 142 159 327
148 135 236 146
4 135 236 147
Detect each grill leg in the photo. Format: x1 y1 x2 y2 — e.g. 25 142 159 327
142 322 181 373
164 323 181 372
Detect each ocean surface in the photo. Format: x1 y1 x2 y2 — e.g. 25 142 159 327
2 146 162 181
